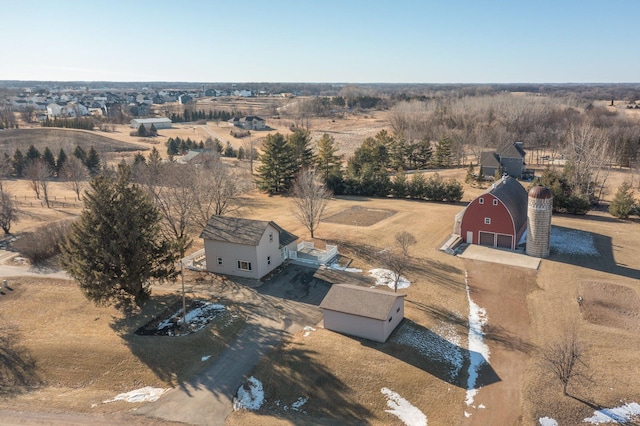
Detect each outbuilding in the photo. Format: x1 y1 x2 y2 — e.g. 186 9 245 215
454 176 528 250
130 117 172 130
319 284 405 343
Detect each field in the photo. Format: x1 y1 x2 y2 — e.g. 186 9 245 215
0 115 639 424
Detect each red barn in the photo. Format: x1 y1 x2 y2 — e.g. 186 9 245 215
454 176 527 250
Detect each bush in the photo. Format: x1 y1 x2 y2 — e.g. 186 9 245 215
12 220 72 264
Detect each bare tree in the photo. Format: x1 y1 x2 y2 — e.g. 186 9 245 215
0 189 18 234
241 136 258 174
61 156 90 200
0 155 13 193
379 231 416 293
24 160 52 207
540 328 590 396
191 156 251 229
290 168 331 239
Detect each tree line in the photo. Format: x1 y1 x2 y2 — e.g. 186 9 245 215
169 108 242 124
41 117 95 130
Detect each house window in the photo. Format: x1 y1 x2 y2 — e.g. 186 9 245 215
269 232 273 243
479 198 484 204
484 217 491 224
217 257 223 265
237 260 252 271
396 307 400 313
493 199 498 206
267 256 271 265
388 317 393 323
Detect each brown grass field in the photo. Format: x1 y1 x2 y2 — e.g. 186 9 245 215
0 119 639 424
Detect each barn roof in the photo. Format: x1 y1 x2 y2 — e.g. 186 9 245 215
489 176 528 229
199 216 297 247
320 284 405 321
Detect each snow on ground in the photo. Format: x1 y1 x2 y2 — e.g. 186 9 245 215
303 326 316 337
103 386 168 403
465 270 490 409
156 301 225 336
381 387 427 426
583 402 640 424
201 355 211 362
550 227 598 256
368 268 411 290
291 396 308 411
539 417 558 426
391 320 463 381
234 376 264 410
326 262 363 273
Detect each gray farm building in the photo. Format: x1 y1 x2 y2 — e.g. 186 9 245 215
130 117 172 130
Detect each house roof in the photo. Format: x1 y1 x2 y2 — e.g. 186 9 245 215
319 284 405 321
498 142 525 159
480 152 500 168
199 216 298 247
487 176 528 230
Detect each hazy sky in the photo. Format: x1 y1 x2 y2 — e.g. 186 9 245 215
1 0 638 83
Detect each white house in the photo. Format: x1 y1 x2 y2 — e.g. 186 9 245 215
199 216 298 280
320 284 406 343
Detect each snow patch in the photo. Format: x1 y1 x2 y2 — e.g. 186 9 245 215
327 262 362 273
103 386 168 403
539 417 558 426
583 402 640 424
156 301 226 336
303 326 316 337
369 268 410 290
201 355 211 362
465 270 490 408
234 376 264 410
550 228 598 256
381 387 427 426
291 396 308 411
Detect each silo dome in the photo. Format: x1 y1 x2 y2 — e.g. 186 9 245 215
526 185 553 258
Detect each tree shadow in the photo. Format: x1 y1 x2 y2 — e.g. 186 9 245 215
548 225 640 280
0 324 42 395
248 342 373 424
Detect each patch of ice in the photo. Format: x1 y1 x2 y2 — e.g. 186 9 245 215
234 376 264 411
583 402 640 423
157 301 226 335
391 321 463 381
103 386 168 403
303 326 316 337
291 396 308 411
550 228 598 256
201 355 211 362
464 411 471 418
381 387 427 426
368 268 410 290
327 262 363 273
465 270 490 408
539 417 558 426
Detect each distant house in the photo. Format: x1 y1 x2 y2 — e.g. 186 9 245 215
230 116 266 130
453 176 528 250
320 284 405 343
199 216 298 280
178 94 193 105
480 142 527 179
130 117 172 130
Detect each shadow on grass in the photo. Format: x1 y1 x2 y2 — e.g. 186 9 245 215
251 342 373 425
0 324 42 395
360 320 500 390
548 225 640 280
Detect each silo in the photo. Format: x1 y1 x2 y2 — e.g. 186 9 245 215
526 185 553 258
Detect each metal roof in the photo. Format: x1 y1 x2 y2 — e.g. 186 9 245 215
199 216 297 248
320 284 405 321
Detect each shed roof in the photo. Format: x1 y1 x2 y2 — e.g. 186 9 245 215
131 117 171 124
320 284 405 321
199 216 297 247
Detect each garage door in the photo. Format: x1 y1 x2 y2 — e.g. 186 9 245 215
479 232 494 246
496 234 513 249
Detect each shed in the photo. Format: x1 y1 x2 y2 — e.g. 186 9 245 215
454 176 528 250
320 284 405 343
130 117 172 130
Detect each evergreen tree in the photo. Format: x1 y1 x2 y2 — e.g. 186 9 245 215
256 133 296 194
315 133 343 183
609 181 636 219
138 124 148 137
166 138 179 156
149 123 158 136
61 165 177 310
85 146 101 175
476 165 485 186
133 152 146 166
465 163 475 184
12 149 25 177
409 172 426 199
73 146 87 164
434 136 453 168
42 147 56 172
494 164 503 181
392 168 408 198
56 148 68 176
26 145 41 163
287 129 315 171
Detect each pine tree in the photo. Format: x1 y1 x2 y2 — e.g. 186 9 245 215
73 146 87 164
61 165 177 310
287 129 315 171
315 133 343 183
256 133 296 194
434 136 453 168
56 148 68 176
12 149 25 177
609 181 636 219
26 145 41 163
465 163 475 184
42 147 56 172
85 146 101 175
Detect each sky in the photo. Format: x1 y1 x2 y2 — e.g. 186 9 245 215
1 0 639 84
